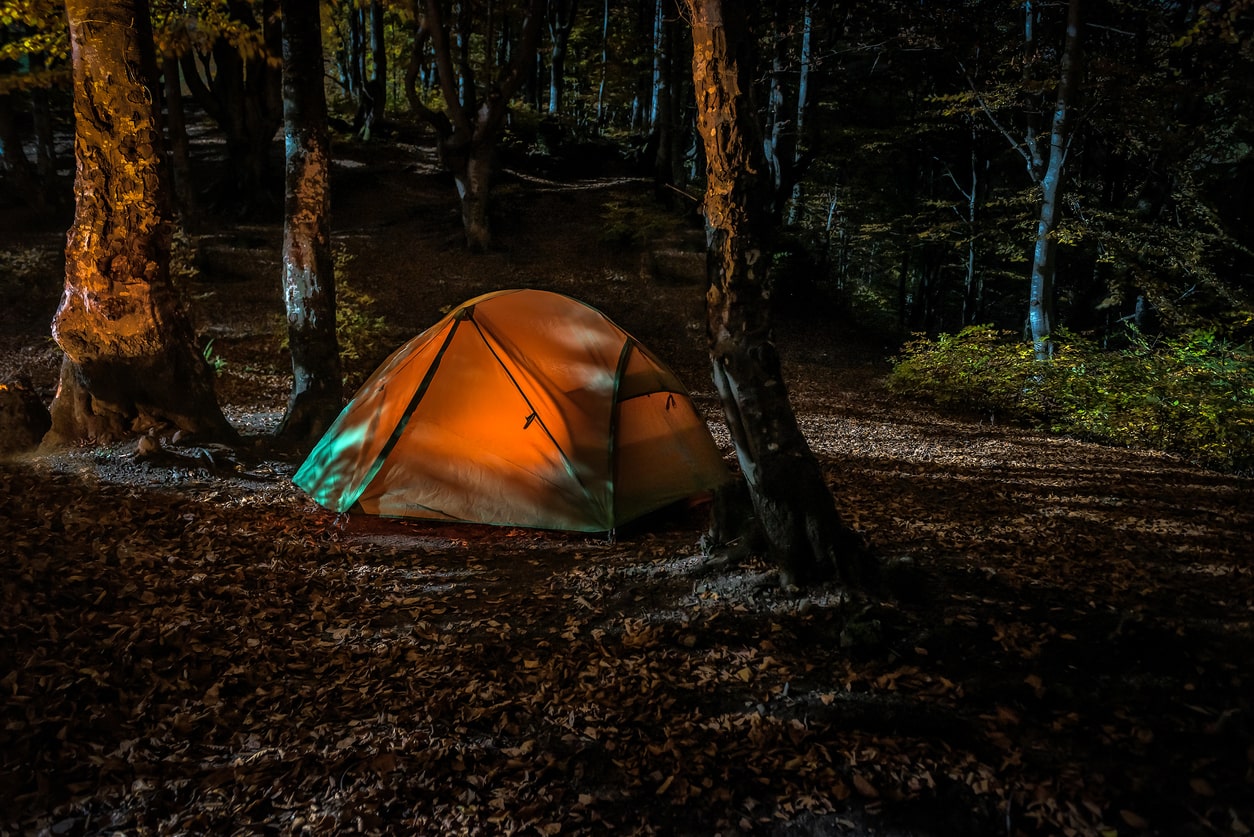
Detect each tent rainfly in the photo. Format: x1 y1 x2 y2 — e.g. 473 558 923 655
293 289 730 532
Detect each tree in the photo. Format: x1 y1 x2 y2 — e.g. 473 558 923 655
330 0 388 138
547 0 578 114
683 0 871 587
276 0 341 443
1026 0 1081 360
405 0 543 251
169 0 283 210
46 0 232 447
0 91 47 212
972 0 1082 359
0 4 70 212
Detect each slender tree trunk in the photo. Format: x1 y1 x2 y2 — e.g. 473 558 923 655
548 0 578 115
649 0 664 129
30 88 56 178
684 0 871 588
0 93 49 213
348 4 367 101
278 0 342 443
651 0 685 193
596 0 609 127
48 0 232 447
1029 0 1081 361
162 57 197 222
416 0 543 251
370 0 387 103
455 147 494 252
787 0 812 223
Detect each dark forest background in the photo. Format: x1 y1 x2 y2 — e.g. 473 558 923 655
2 0 1252 467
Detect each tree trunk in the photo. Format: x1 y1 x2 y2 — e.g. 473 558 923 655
548 0 578 115
454 147 494 252
786 0 813 224
416 0 543 251
29 87 56 179
684 0 871 588
278 0 342 443
1029 0 1081 361
48 0 232 447
0 93 49 214
162 57 197 223
649 0 664 129
596 0 609 127
178 0 282 211
370 0 388 102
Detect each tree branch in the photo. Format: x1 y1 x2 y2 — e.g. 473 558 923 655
958 60 1039 185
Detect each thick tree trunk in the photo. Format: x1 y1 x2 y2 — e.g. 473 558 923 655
454 147 495 252
47 0 232 447
278 0 342 443
1028 0 1081 361
684 0 871 588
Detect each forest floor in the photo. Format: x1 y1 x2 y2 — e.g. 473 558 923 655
1 125 1253 837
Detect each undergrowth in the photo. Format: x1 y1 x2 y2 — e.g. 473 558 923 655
888 324 1254 472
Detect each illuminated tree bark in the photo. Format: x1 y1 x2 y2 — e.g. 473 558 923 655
1028 0 1081 361
277 0 341 443
47 0 232 446
684 0 871 587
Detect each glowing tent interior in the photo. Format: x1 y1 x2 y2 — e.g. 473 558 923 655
293 289 731 532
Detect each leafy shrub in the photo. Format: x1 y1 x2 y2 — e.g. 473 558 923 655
332 249 394 390
889 325 1254 472
889 325 1036 416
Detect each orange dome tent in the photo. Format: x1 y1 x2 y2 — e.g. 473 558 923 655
293 289 730 532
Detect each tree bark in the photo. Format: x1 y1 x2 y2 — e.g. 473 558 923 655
48 0 232 447
413 0 543 251
1028 0 1081 361
162 57 197 223
684 0 871 588
277 0 342 443
0 93 49 214
547 0 578 114
178 0 282 211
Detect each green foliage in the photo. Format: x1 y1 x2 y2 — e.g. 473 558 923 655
889 326 1036 414
201 338 227 374
889 325 1254 472
0 1 69 93
332 248 392 389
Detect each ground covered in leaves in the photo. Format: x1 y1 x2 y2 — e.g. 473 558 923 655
2 132 1253 836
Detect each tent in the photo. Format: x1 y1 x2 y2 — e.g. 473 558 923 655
293 289 730 532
